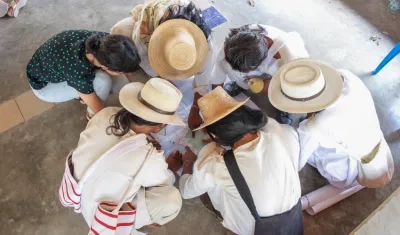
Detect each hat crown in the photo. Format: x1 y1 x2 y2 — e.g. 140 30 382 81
280 61 325 99
164 28 197 71
198 87 241 124
140 78 183 112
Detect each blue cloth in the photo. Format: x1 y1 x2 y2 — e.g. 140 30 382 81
202 6 227 29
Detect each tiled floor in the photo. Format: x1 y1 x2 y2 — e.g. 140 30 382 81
1 0 400 235
0 90 54 133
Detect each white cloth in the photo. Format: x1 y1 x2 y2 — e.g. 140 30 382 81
297 70 383 188
72 107 175 231
179 118 301 235
210 24 309 90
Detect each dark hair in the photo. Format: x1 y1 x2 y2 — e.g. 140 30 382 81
107 109 160 137
205 106 268 146
160 2 211 39
85 34 141 72
224 25 269 73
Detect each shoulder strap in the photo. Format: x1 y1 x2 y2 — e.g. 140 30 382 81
223 150 261 221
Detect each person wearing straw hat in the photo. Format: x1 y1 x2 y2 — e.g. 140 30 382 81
268 58 394 189
177 87 303 235
188 24 309 131
111 0 212 82
61 78 192 234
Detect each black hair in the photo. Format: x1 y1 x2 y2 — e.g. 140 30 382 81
224 25 269 73
160 2 211 39
85 34 141 72
205 106 268 146
106 108 160 137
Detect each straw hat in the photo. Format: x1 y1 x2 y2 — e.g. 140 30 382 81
119 78 185 126
268 58 344 114
193 86 249 131
148 19 208 80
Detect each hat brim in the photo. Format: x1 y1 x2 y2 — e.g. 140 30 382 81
148 19 208 80
119 83 185 126
268 58 344 114
192 98 249 131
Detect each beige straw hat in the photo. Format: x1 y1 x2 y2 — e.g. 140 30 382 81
193 86 249 131
268 58 344 114
148 19 208 80
119 78 185 126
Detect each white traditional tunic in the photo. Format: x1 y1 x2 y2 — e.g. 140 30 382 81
297 69 387 188
179 118 301 235
72 107 175 230
209 24 309 90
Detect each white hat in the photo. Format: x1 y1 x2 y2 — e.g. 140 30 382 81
119 78 185 126
268 58 344 113
193 86 249 131
148 19 208 80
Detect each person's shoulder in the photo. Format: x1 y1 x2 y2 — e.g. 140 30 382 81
196 143 225 170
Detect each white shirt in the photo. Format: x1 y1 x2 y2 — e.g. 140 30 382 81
297 70 382 188
210 24 309 90
179 118 301 235
72 107 175 230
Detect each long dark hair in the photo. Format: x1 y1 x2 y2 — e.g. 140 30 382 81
160 2 211 39
205 106 268 146
106 109 160 137
85 34 141 72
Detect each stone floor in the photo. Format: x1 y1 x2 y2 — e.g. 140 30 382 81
1 0 400 234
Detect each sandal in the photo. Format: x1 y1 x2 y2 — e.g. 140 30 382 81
7 0 27 17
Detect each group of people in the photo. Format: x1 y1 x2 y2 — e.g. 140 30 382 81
25 0 394 234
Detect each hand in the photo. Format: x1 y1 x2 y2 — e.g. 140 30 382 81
166 151 183 173
182 146 196 163
148 138 161 151
188 105 202 137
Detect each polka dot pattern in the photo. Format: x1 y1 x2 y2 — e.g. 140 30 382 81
26 30 109 94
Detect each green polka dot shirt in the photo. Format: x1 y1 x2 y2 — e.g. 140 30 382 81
26 30 109 94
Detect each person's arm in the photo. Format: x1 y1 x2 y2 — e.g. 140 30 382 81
139 151 176 187
179 147 215 199
78 91 104 114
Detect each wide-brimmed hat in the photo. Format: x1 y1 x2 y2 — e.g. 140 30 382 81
119 78 185 126
268 58 344 114
193 87 249 131
148 19 208 80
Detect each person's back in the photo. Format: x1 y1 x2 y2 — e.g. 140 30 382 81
210 118 301 234
179 88 302 235
298 70 382 170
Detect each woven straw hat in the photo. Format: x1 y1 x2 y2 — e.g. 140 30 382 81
148 19 208 80
268 58 344 114
119 78 185 126
193 87 249 131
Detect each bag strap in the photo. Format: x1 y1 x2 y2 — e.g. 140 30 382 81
223 150 261 221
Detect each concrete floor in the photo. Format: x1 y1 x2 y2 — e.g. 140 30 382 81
1 0 400 234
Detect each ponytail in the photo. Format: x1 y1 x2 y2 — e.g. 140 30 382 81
85 34 103 56
106 109 160 137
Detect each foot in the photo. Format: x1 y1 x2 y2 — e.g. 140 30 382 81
7 0 27 17
223 81 245 97
276 111 292 125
